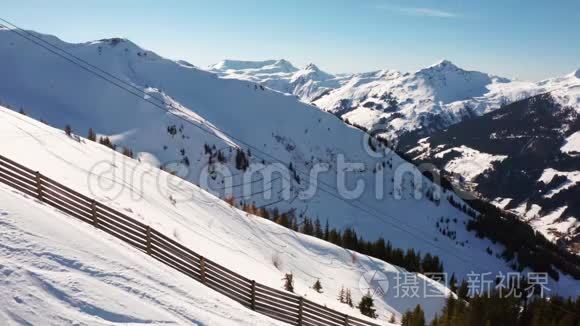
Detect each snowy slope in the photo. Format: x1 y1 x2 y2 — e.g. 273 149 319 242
562 131 580 155
0 28 577 302
0 185 286 326
0 106 451 323
313 60 580 142
209 59 350 102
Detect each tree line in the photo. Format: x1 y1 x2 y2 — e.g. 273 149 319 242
232 201 445 276
340 116 580 281
429 289 580 326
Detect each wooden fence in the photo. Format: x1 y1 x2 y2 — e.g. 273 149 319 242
0 153 381 326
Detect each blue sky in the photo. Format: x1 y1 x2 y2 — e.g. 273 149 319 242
4 0 579 80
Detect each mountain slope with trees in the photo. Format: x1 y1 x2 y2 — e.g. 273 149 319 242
400 91 580 252
0 104 449 323
0 27 578 305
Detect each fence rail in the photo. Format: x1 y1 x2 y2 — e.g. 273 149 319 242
0 153 381 326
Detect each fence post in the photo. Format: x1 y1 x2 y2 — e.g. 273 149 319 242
145 226 152 255
90 200 98 227
34 171 43 201
344 315 349 326
200 256 206 284
298 297 303 325
250 280 256 310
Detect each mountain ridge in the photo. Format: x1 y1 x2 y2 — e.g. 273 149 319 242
210 56 579 145
0 28 578 301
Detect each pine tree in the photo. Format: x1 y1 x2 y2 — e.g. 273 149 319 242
457 279 469 301
98 136 116 150
312 279 323 293
314 218 323 238
64 124 72 136
87 128 96 141
412 305 426 326
345 289 353 307
181 156 190 166
337 286 346 303
217 150 226 163
275 212 290 228
290 216 298 231
235 148 249 170
122 147 133 158
328 228 342 246
401 305 425 326
282 273 294 293
301 217 314 235
449 273 457 293
358 291 377 318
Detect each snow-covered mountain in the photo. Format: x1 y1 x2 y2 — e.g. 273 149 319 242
0 27 578 313
399 89 580 251
210 58 580 146
0 105 447 324
209 59 350 102
313 60 580 142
